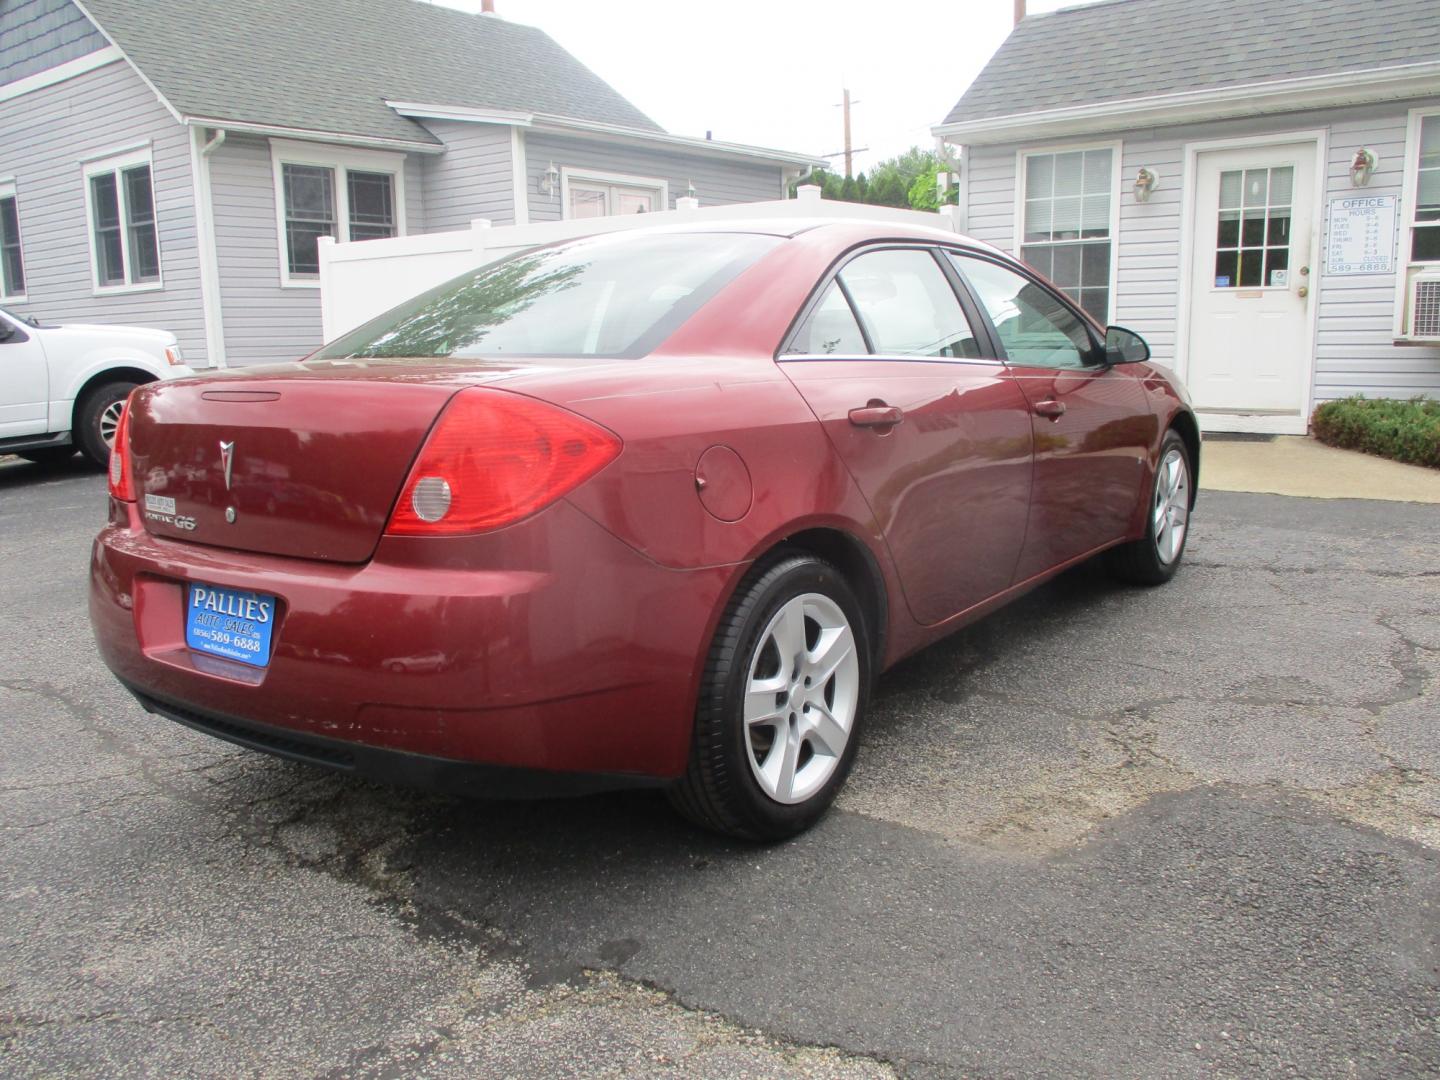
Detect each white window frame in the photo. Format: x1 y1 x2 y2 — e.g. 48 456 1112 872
82 144 163 295
0 178 26 302
1012 140 1122 325
559 167 668 221
270 139 407 288
1400 107 1440 266
1392 107 1440 340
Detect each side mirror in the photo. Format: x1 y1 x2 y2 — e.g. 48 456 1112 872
1104 325 1150 365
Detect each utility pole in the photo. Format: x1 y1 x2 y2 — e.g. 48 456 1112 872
824 86 868 178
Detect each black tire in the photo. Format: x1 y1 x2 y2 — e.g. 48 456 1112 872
668 554 872 841
75 380 140 468
1105 427 1193 586
17 447 77 466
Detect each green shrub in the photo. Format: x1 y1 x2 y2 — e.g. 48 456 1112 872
1311 395 1440 469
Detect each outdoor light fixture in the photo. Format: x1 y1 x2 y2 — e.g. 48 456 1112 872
1349 148 1378 187
686 179 697 200
539 161 560 197
1133 166 1160 203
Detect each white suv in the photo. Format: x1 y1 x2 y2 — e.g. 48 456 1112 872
0 306 195 466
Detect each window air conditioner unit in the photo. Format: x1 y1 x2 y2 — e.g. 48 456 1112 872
1401 267 1440 343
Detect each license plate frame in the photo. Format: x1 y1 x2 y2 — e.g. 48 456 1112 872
185 583 277 668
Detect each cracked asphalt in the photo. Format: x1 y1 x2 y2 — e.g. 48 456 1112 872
1 453 1438 1078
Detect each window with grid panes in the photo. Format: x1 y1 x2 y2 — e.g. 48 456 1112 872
1213 166 1292 288
1019 148 1113 324
87 158 160 289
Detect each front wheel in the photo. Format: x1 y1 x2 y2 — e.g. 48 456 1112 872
668 555 871 841
1105 428 1192 586
76 380 140 468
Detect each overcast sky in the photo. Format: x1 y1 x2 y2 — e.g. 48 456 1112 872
436 0 1091 171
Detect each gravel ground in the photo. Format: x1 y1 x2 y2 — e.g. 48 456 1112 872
1 455 1437 1078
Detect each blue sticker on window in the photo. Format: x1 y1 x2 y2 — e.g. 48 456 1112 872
1215 275 1231 287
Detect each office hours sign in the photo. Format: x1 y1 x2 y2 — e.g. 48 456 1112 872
1326 195 1397 275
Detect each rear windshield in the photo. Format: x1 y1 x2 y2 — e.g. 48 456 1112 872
311 231 780 362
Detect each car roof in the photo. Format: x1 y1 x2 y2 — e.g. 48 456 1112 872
565 217 1008 257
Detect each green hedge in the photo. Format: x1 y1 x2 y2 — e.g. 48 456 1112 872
1311 396 1440 469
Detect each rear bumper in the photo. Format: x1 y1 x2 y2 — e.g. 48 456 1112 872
125 683 664 797
90 498 736 783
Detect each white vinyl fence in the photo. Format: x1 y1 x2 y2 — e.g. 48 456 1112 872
318 187 965 340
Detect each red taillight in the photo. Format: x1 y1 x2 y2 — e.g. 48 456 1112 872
385 388 621 536
107 397 135 502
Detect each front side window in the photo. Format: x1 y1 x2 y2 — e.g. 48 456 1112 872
1020 147 1114 323
951 254 1095 369
1412 113 1440 261
313 231 779 361
274 143 403 282
86 155 160 289
836 248 980 359
0 188 24 298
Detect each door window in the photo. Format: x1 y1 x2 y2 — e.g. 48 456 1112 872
950 254 1095 369
567 179 662 218
1214 166 1292 288
836 249 980 359
785 283 867 355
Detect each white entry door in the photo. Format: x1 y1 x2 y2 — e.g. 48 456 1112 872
1186 141 1317 431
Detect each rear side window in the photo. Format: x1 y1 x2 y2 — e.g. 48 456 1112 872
784 283 867 355
313 231 780 361
838 248 981 359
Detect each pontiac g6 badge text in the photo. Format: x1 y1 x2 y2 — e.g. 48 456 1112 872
142 492 196 531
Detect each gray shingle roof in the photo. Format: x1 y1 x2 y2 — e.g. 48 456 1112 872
943 0 1440 126
79 0 662 145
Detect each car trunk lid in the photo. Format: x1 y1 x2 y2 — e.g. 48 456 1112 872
128 373 465 563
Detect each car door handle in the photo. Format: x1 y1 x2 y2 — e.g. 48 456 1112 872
848 404 904 428
1032 399 1066 419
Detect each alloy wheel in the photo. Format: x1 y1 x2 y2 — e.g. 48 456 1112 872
1153 447 1189 565
742 592 860 805
99 399 126 450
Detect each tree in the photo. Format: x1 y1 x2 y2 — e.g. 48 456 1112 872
788 146 958 210
907 168 959 211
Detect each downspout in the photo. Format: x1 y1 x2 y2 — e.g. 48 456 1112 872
785 164 816 199
189 125 228 367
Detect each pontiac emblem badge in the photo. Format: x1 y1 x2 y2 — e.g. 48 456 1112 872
219 440 235 491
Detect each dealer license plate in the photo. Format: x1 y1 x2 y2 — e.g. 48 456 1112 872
185 583 277 668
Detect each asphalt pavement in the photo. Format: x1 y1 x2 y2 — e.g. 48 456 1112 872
1 454 1437 1078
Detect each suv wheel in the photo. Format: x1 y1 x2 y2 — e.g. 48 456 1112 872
76 380 140 468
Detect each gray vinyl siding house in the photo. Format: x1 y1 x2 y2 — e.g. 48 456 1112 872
0 0 822 369
935 0 1440 434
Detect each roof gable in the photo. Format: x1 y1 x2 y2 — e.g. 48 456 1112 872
77 0 662 145
943 0 1440 127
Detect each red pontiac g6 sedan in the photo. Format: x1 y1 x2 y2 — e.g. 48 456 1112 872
90 221 1198 840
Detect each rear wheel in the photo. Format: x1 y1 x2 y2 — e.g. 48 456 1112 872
76 380 140 467
1105 428 1192 585
669 554 871 841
